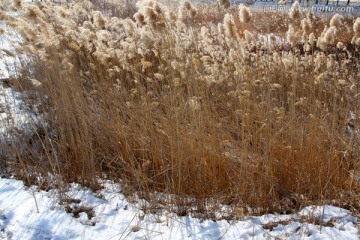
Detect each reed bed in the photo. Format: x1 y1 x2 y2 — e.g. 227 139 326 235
0 0 359 217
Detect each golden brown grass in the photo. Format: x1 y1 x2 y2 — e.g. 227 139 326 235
0 0 359 217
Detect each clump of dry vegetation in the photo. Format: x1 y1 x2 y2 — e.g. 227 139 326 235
0 0 359 217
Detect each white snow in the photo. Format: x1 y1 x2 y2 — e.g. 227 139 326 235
0 177 358 240
0 83 39 135
0 18 21 79
0 17 40 151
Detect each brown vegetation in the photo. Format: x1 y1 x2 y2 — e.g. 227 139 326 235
0 0 359 217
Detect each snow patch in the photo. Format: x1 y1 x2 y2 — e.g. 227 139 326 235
0 177 358 240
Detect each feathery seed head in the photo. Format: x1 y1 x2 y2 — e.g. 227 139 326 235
289 1 300 20
13 0 23 9
144 6 158 24
179 0 196 20
134 12 146 26
308 33 315 46
223 14 236 38
219 0 230 8
354 18 360 34
337 41 344 50
282 58 293 70
238 4 251 23
190 7 197 18
286 25 300 45
217 22 225 35
324 26 336 44
166 11 177 22
351 36 360 45
307 11 313 21
301 18 311 34
183 0 192 10
244 30 253 44
93 11 107 29
25 5 45 20
330 14 341 29
122 18 136 35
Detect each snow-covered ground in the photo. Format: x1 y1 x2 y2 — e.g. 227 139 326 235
0 80 37 137
0 177 358 240
0 17 39 152
0 18 21 79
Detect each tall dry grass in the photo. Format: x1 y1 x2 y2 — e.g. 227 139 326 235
0 0 359 216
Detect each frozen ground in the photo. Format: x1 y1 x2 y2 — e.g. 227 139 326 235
0 177 358 240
